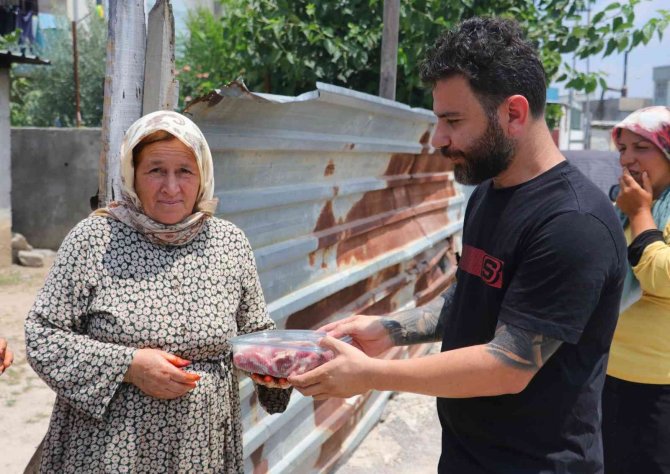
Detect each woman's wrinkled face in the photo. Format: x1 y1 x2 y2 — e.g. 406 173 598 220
134 138 200 225
617 128 670 199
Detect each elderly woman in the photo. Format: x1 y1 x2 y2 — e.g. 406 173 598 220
603 106 670 473
25 111 290 472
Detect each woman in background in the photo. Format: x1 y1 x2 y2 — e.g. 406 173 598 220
604 106 670 474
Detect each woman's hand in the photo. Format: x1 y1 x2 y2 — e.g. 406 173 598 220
249 373 291 389
318 314 393 357
124 349 201 399
617 168 653 218
617 168 657 238
0 338 14 375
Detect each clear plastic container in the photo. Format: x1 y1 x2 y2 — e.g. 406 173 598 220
230 330 350 378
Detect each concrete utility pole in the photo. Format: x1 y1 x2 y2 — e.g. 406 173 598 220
143 0 178 114
98 0 147 207
379 0 400 100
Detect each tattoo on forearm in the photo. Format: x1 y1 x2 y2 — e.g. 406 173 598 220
381 284 456 346
486 322 562 372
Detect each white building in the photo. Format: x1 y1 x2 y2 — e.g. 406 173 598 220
653 65 670 106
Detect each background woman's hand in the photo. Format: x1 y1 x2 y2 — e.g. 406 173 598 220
318 314 393 357
617 167 653 218
124 348 200 399
0 338 13 374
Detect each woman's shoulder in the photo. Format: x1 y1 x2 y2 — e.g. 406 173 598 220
207 217 248 240
65 215 109 238
61 215 123 247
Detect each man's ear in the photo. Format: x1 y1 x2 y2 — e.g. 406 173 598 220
500 95 530 138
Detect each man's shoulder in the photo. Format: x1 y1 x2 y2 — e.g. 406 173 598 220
560 163 624 232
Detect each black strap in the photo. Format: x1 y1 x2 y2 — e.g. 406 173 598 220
628 229 664 266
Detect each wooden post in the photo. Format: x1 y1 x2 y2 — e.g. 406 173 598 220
0 67 12 267
379 0 400 101
98 1 146 207
143 0 178 114
72 19 81 127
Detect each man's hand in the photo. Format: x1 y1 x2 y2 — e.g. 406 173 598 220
319 315 393 357
288 336 378 399
0 338 14 375
124 349 200 399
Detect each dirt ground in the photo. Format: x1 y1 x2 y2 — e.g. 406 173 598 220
0 259 441 474
334 389 442 473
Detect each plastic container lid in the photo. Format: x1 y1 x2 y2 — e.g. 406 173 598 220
229 329 350 350
230 330 351 378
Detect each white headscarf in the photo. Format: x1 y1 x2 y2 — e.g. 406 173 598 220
93 111 218 246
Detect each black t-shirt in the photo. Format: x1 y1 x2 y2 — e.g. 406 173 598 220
437 161 627 474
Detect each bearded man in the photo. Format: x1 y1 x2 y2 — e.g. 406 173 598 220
290 16 627 474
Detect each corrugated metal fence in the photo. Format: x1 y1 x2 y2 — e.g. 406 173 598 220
185 82 464 473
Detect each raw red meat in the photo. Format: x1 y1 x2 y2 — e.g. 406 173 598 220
233 344 335 378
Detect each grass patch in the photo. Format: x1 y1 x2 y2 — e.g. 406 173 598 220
0 271 21 286
26 412 50 424
1 367 23 386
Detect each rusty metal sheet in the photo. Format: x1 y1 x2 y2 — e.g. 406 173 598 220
185 81 464 473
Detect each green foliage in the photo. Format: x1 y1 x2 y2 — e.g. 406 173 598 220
177 0 670 110
177 0 384 103
0 30 21 51
545 103 563 130
10 7 106 127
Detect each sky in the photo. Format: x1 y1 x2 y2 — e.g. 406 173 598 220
560 0 670 99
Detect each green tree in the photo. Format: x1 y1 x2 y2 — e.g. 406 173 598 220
177 0 670 111
10 8 106 127
0 30 21 50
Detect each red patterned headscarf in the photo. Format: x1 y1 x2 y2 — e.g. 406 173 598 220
612 106 670 161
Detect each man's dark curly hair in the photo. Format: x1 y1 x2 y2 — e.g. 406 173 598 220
420 17 547 119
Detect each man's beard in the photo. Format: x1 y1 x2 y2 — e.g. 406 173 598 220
441 116 516 185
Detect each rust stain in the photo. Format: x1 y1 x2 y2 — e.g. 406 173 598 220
313 394 369 471
249 445 268 474
365 293 396 315
311 146 453 261
297 143 458 468
324 160 335 176
314 201 337 233
419 128 431 146
384 153 415 176
285 264 402 330
248 389 258 408
313 398 345 426
413 239 458 306
303 147 456 324
335 217 424 268
285 278 370 330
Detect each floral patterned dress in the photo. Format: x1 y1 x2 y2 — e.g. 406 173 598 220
25 216 290 473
